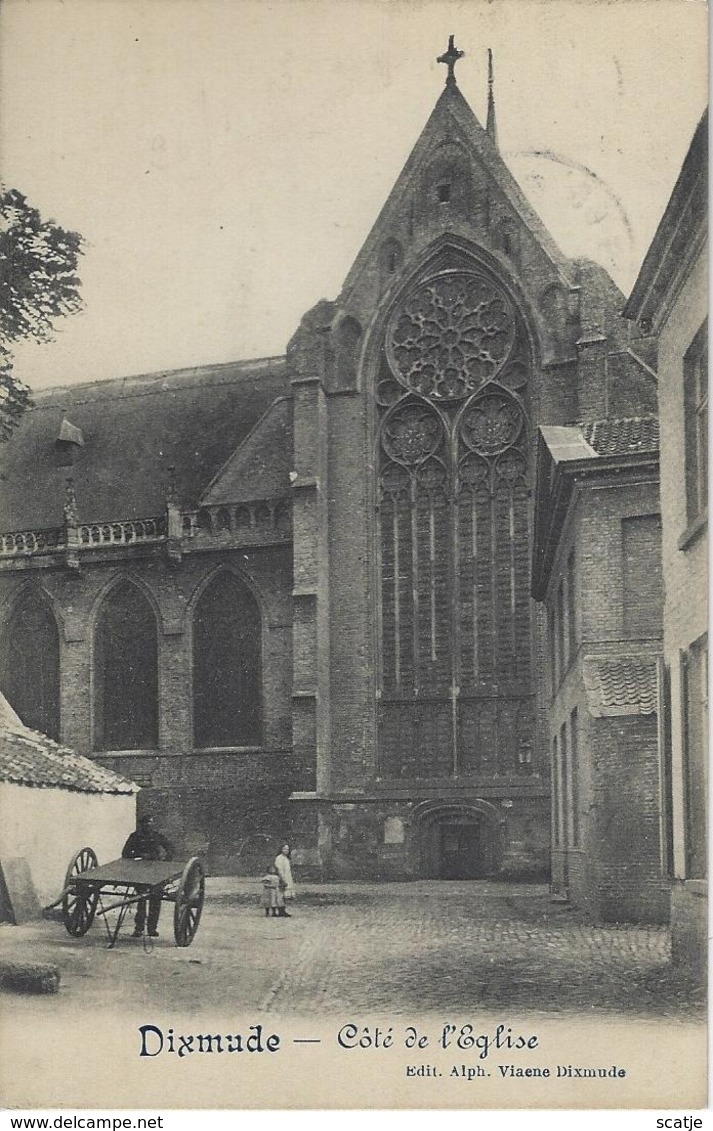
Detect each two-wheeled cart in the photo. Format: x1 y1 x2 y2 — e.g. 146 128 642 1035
59 847 205 948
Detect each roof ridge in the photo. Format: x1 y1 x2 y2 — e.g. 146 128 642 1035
27 355 288 406
579 414 658 427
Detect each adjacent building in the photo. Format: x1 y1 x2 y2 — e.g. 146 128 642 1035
624 111 708 962
531 417 668 921
0 692 137 911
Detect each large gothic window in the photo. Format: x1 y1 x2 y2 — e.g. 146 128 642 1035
377 269 532 778
94 581 159 751
0 590 60 739
193 573 262 748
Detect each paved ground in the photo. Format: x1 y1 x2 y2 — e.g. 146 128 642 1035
0 878 703 1019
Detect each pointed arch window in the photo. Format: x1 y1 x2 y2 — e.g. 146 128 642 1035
193 573 262 748
94 581 159 751
376 268 533 779
0 590 60 739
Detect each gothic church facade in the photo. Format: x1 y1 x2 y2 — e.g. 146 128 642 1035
0 56 657 882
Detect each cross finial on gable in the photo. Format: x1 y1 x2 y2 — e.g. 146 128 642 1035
437 35 464 87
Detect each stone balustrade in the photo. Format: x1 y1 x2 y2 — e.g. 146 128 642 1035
0 499 291 561
0 528 63 556
181 498 291 539
78 517 166 546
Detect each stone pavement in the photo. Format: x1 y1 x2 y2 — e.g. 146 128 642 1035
0 878 703 1019
242 880 702 1018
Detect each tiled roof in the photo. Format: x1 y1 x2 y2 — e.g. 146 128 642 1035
0 358 290 530
582 655 659 718
0 695 138 794
579 417 659 457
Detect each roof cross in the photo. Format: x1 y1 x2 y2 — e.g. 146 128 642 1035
437 35 464 87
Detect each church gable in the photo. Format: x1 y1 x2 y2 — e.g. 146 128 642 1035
338 76 576 355
200 396 293 507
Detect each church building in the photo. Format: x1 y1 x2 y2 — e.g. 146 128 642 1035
0 43 658 883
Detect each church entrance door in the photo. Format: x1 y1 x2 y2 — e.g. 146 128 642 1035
438 818 484 879
414 801 501 879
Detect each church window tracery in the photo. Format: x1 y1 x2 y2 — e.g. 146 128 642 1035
193 572 262 749
0 590 60 739
377 267 533 779
93 581 158 751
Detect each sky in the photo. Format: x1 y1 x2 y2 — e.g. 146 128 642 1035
0 0 708 390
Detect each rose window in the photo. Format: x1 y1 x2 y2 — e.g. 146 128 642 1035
386 272 516 401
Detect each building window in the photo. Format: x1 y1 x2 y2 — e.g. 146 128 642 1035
548 608 557 695
0 590 60 739
658 660 675 878
622 514 663 638
552 733 560 848
681 636 708 879
556 581 566 679
94 581 159 751
567 550 576 661
376 269 532 778
380 238 403 281
193 572 262 749
437 182 452 203
559 721 568 850
569 707 580 847
684 321 708 524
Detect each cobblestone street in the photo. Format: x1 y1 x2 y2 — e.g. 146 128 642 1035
244 880 701 1018
1 878 706 1108
1 878 703 1020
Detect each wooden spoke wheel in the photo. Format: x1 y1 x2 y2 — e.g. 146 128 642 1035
62 847 99 937
173 857 205 947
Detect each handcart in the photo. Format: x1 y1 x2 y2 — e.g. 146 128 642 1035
59 847 205 949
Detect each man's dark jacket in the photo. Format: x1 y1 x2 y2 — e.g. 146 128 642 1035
122 827 175 861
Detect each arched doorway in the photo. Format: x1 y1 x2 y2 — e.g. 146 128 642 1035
413 801 502 879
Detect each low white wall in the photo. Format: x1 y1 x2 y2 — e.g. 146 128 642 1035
0 782 136 907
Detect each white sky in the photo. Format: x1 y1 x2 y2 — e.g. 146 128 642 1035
0 0 707 390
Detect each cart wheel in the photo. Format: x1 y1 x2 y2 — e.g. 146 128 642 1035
173 857 205 947
62 847 99 937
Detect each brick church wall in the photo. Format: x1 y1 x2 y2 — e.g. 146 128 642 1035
0 544 295 873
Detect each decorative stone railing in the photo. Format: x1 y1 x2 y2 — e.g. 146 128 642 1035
0 499 292 563
79 517 166 546
0 516 166 558
181 499 291 539
0 528 63 556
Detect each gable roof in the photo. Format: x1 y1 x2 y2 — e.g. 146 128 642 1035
624 109 708 330
200 397 293 506
0 693 138 795
0 358 290 531
341 82 572 300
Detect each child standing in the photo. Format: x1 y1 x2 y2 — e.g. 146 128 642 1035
261 865 280 917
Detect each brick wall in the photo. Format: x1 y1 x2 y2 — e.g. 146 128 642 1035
296 795 550 881
544 470 667 922
0 545 295 871
588 715 669 922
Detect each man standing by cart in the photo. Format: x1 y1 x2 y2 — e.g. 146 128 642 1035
122 813 176 938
